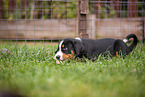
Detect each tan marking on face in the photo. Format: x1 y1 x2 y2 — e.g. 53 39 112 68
62 45 64 48
116 51 120 58
62 50 75 60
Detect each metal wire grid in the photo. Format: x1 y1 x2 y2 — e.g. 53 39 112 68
0 0 145 42
0 0 78 42
88 0 145 40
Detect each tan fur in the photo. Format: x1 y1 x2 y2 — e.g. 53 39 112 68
62 50 75 60
116 52 120 58
62 45 64 48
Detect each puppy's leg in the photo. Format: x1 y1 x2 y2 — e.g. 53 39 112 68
114 39 126 57
116 51 120 58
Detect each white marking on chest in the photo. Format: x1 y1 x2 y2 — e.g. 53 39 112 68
55 40 64 60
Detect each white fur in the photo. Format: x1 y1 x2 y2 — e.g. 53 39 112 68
54 40 64 60
75 37 82 41
123 39 128 43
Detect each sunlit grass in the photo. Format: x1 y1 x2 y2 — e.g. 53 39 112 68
0 42 145 97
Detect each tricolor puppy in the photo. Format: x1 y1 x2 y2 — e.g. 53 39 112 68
54 34 138 62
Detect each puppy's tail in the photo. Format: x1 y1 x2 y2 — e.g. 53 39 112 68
123 34 138 52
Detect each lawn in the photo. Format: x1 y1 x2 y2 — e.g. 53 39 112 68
0 42 145 97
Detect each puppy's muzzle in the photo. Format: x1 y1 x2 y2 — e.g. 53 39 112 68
56 55 60 60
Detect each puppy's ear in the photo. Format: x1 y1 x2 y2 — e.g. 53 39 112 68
73 40 85 57
55 49 58 54
55 45 59 53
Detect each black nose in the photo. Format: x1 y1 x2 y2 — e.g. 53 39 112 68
56 55 60 60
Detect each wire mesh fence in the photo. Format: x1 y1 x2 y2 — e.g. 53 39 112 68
0 0 78 41
88 0 145 41
0 0 144 41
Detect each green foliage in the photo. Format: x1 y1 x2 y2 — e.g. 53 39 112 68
138 2 145 17
98 5 116 19
0 42 145 97
2 0 8 19
2 0 77 19
2 0 145 19
49 1 77 19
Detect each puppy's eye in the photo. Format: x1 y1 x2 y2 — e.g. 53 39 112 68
63 47 68 51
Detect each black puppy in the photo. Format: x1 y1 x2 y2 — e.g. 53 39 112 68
54 34 138 61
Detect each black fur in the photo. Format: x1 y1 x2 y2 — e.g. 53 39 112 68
55 34 138 60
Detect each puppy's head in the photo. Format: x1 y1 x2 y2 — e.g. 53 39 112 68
54 38 85 61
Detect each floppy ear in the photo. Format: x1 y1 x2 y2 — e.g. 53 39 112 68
73 40 85 57
55 45 59 53
55 49 58 54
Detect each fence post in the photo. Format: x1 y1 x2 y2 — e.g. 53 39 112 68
78 0 89 38
112 0 121 17
0 0 3 19
143 18 145 43
9 0 16 13
127 0 138 17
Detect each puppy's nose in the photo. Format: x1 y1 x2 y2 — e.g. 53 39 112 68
56 55 60 60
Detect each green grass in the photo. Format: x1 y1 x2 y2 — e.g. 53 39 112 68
0 42 145 97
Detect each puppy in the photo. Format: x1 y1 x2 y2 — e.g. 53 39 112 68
54 34 138 62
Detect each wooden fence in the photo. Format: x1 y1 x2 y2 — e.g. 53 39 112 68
0 0 144 42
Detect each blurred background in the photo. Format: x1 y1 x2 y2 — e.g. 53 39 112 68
0 0 144 42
